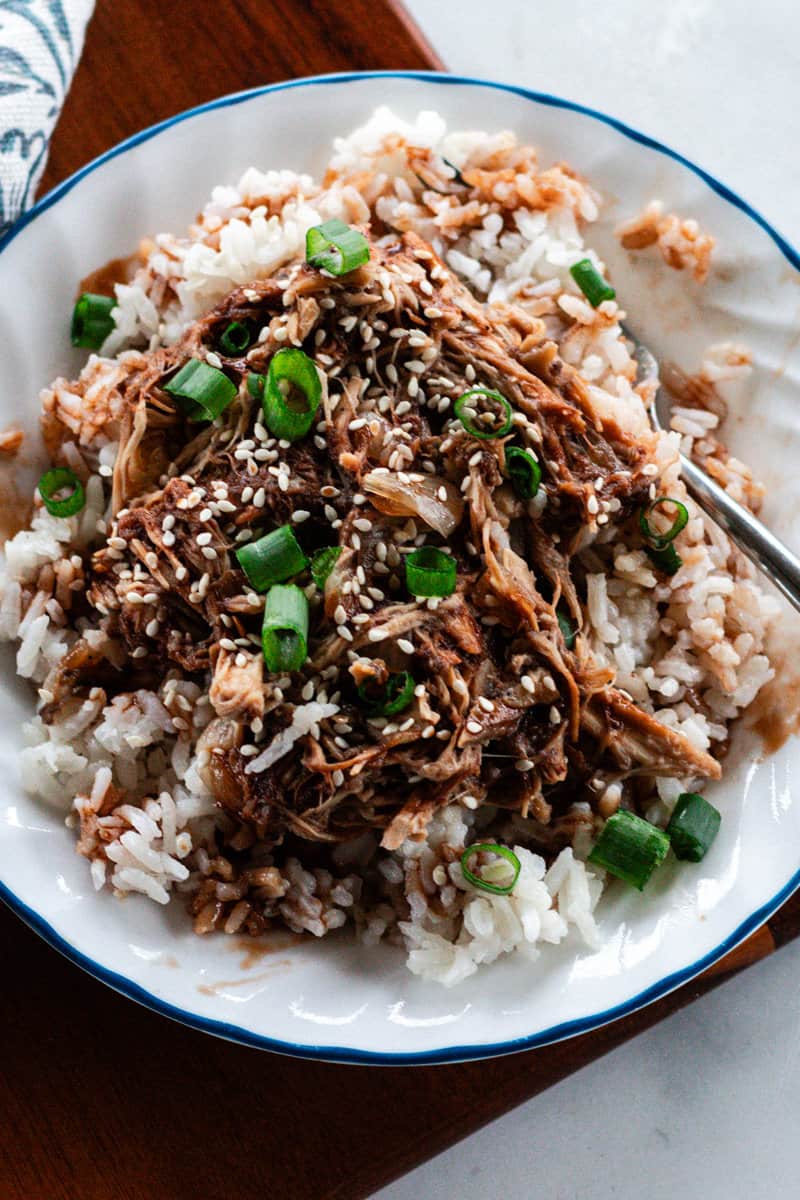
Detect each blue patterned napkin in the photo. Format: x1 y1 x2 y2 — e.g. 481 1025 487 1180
0 0 94 234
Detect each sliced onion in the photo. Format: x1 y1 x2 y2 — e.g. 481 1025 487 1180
362 471 464 537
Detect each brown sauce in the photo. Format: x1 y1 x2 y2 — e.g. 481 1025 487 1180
749 667 800 754
235 931 303 969
197 960 292 996
79 251 141 298
0 472 33 542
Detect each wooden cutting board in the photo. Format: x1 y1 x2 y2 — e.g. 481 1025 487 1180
3 3 797 1197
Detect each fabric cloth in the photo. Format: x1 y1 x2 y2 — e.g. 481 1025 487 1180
0 0 94 234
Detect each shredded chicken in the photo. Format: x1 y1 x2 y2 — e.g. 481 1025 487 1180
43 228 723 861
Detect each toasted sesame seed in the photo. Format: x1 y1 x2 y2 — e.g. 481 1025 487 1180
397 638 415 655
145 619 160 637
478 696 495 712
336 624 353 642
367 627 387 642
219 638 237 651
354 518 372 533
206 351 222 368
515 759 534 772
201 546 217 560
349 417 367 431
131 645 148 659
521 674 536 694
142 592 159 604
466 720 482 735
334 604 347 625
549 706 560 724
175 566 188 582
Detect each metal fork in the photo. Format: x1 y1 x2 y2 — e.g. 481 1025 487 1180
624 326 800 613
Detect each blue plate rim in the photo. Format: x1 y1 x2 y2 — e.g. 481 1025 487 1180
1 69 798 1066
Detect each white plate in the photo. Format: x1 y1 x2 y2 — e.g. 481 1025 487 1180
1 71 799 1064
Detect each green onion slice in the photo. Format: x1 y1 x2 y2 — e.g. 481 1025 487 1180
588 810 670 890
164 359 238 422
405 547 457 597
357 670 415 716
454 388 514 439
38 467 85 518
666 792 721 863
261 584 309 673
262 348 321 442
305 219 370 276
310 545 342 589
557 607 577 650
235 525 308 593
645 543 683 576
569 259 616 307
218 320 253 356
639 497 689 550
460 843 521 896
506 446 542 499
71 293 115 350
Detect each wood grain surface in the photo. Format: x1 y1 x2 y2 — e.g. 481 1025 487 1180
2 3 796 1198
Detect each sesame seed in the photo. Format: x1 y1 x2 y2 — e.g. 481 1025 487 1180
324 504 338 522
367 627 388 642
397 638 414 654
354 518 372 533
336 625 353 642
292 509 310 523
466 720 482 735
521 674 536 694
334 604 347 625
549 706 560 724
478 696 495 712
206 351 222 368
175 566 188 582
349 417 367 431
219 638 237 651
196 532 212 546
201 547 217 560
199 507 212 521
131 645 148 659
253 488 266 508
99 464 113 478
515 759 534 772
142 592 159 604
301 680 315 701
405 360 426 374
145 619 159 637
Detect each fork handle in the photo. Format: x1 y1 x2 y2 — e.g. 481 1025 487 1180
679 452 800 613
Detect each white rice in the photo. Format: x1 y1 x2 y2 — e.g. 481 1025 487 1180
0 107 778 985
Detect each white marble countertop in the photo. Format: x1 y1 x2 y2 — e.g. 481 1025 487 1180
377 2 800 1196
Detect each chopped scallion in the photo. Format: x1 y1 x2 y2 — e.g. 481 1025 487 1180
405 547 457 597
666 792 721 862
71 293 115 350
506 446 542 499
261 584 309 673
588 810 670 890
218 320 253 356
639 497 689 549
357 670 415 716
311 545 342 589
645 543 683 576
305 219 370 276
262 348 321 442
557 607 577 650
460 843 521 895
569 259 616 307
38 467 85 518
164 359 238 421
454 388 513 439
235 525 308 593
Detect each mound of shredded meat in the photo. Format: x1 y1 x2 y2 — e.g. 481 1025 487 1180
45 230 721 879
